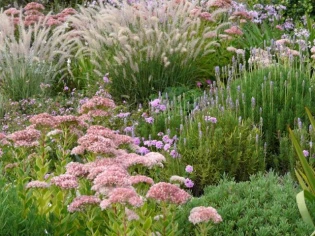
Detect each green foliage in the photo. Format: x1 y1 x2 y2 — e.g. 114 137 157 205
136 87 203 139
108 52 200 105
0 178 52 236
177 172 314 236
279 0 314 20
239 21 284 49
227 64 315 172
290 107 315 232
0 59 53 102
177 108 265 195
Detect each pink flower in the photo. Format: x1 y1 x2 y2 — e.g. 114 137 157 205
79 96 116 114
66 162 87 177
208 0 232 8
129 175 154 185
224 26 243 36
8 127 41 147
4 8 20 16
146 182 191 205
145 152 166 164
185 165 193 173
92 166 130 192
68 195 100 213
26 180 50 189
24 2 45 11
61 8 77 15
29 113 57 128
188 206 223 225
51 174 79 189
71 146 85 155
100 187 143 209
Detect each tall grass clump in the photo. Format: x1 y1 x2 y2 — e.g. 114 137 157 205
66 0 231 105
0 11 73 104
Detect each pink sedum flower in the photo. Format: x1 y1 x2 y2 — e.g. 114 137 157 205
146 182 191 205
129 175 154 185
26 180 50 189
66 162 87 177
68 195 100 213
188 206 223 225
51 174 79 189
100 187 143 209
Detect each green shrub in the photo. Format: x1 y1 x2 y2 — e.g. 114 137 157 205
0 178 52 235
227 64 315 173
135 87 204 139
177 172 314 236
177 108 265 195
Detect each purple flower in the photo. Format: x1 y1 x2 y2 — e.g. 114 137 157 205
205 116 217 123
133 137 141 145
137 146 150 155
150 99 161 108
117 112 130 118
185 178 194 188
196 82 202 88
159 104 167 111
185 165 193 173
170 150 180 158
163 144 171 151
155 141 164 149
303 150 309 157
103 74 110 83
124 126 133 133
145 117 154 124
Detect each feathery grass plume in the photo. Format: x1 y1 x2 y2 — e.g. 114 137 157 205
0 10 73 102
65 0 231 105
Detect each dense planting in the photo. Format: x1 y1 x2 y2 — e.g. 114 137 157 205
1 0 315 235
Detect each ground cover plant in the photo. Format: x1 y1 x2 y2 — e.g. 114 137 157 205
1 0 315 235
